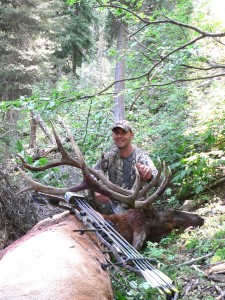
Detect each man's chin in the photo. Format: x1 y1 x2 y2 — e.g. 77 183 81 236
116 143 125 149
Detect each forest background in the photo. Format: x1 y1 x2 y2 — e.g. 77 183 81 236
1 0 225 299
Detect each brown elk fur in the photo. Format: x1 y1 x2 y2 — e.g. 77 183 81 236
104 208 204 250
0 211 113 300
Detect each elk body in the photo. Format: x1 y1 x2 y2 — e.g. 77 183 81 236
0 211 113 300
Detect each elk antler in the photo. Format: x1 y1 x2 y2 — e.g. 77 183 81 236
17 122 171 209
16 167 70 195
16 122 142 207
134 161 172 209
138 158 163 199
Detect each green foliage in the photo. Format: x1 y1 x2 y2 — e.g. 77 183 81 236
171 153 219 196
144 242 166 259
16 140 23 153
0 0 43 100
1 0 225 201
112 268 161 299
51 0 95 75
210 223 225 262
33 158 49 167
212 247 225 263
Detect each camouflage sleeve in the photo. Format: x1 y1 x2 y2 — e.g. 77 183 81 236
93 150 112 173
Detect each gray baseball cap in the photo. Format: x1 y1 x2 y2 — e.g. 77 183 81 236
112 120 133 132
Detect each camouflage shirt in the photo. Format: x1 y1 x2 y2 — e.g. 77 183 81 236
94 146 158 214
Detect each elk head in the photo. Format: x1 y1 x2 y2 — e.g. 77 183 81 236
103 207 204 250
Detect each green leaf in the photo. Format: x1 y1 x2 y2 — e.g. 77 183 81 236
16 140 23 153
0 101 8 111
26 156 33 164
204 133 216 146
33 158 49 167
180 169 189 179
170 161 183 169
42 173 50 180
195 184 204 194
140 281 151 290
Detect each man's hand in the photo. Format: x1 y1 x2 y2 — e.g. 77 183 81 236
95 192 110 204
136 163 152 181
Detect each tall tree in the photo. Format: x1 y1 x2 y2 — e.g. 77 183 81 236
103 0 143 121
0 0 45 101
114 20 128 121
49 0 95 77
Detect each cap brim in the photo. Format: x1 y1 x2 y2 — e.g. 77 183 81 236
112 125 131 132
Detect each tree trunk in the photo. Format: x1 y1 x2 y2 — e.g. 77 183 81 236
2 109 19 159
114 21 128 121
29 112 38 149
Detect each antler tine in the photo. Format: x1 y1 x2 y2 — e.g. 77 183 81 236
16 121 90 195
134 161 172 209
138 158 163 199
89 166 141 207
16 167 69 195
68 165 141 207
88 152 133 196
16 164 102 196
63 123 86 169
99 165 141 207
17 122 81 172
50 121 72 160
88 168 133 196
49 121 85 170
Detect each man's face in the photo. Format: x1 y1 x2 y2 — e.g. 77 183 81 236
112 127 134 149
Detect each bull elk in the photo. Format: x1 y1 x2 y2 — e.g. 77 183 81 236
16 123 204 250
5 123 204 300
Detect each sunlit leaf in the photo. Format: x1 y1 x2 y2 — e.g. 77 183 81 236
16 140 23 153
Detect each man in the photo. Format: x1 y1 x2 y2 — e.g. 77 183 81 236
93 120 158 214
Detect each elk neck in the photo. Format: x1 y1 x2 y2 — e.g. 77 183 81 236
144 204 160 219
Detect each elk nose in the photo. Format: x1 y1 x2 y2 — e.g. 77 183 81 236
199 217 204 226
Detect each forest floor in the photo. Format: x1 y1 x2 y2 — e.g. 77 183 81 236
165 186 225 300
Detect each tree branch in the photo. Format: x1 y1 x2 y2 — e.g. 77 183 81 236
180 63 225 71
96 4 225 37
